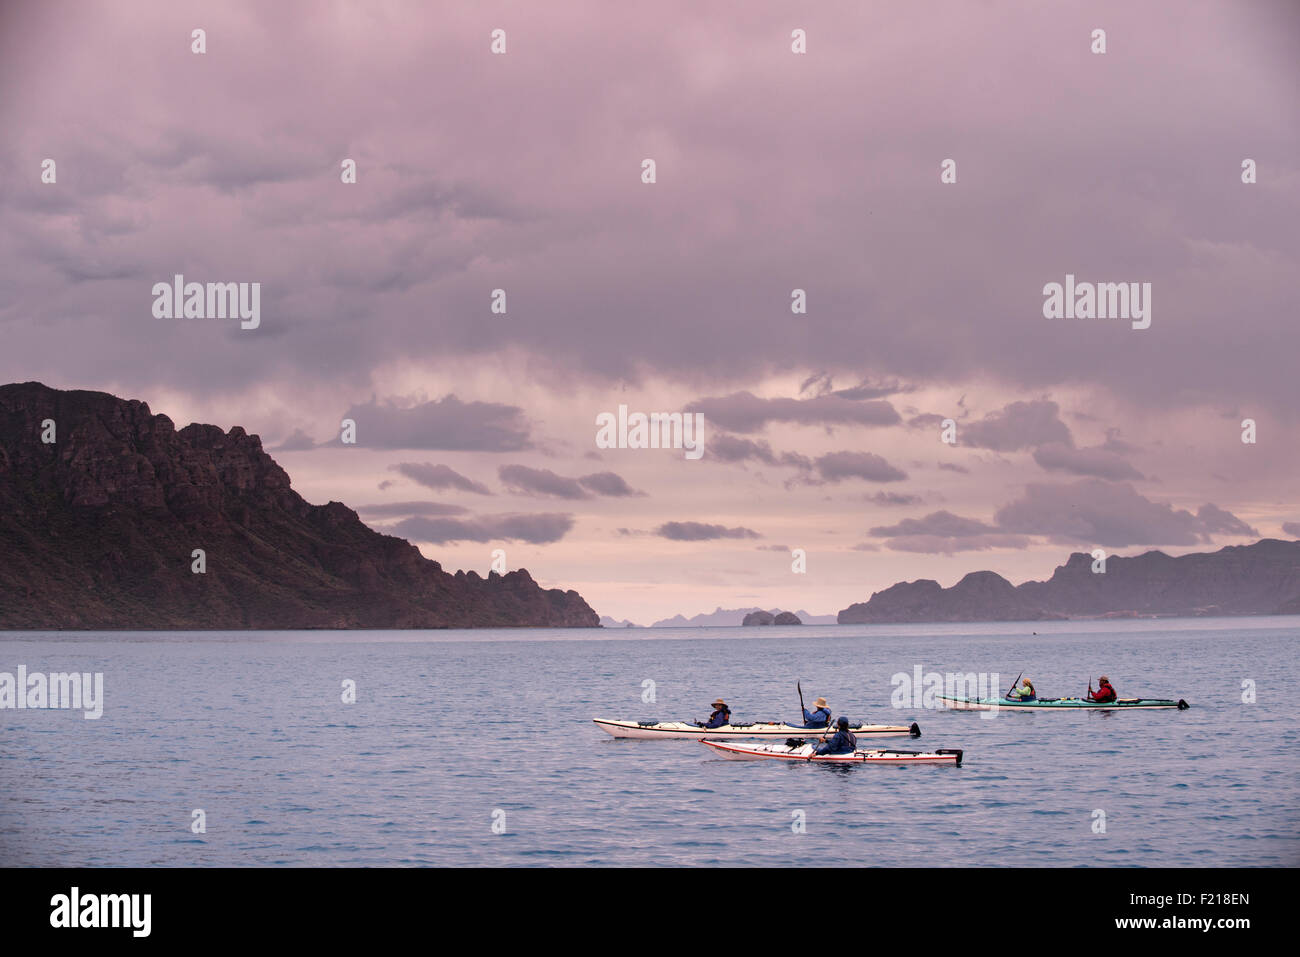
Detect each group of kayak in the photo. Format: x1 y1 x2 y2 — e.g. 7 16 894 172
594 673 1190 768
593 690 959 765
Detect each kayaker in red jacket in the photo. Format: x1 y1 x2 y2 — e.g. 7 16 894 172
1088 676 1117 703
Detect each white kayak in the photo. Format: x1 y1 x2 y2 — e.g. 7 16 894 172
702 739 963 765
593 718 921 740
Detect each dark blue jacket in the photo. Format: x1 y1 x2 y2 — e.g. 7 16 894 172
802 707 831 728
815 730 857 755
703 708 731 729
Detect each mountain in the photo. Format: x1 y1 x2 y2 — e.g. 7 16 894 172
599 615 641 628
0 382 599 629
837 541 1300 624
838 571 1063 624
650 606 836 627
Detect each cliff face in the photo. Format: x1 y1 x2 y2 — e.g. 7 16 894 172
838 540 1300 624
0 382 599 629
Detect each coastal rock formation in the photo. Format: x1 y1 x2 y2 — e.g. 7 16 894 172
651 606 834 626
838 540 1300 623
838 571 1061 624
741 610 803 625
0 382 600 629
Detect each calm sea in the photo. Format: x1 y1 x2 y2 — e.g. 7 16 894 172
1 617 1296 867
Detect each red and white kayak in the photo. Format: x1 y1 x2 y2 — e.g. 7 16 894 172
593 718 921 740
702 739 963 765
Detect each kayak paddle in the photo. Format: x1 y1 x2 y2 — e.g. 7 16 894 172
1005 671 1023 699
797 680 806 723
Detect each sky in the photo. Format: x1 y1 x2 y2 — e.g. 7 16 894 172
2 0 1298 624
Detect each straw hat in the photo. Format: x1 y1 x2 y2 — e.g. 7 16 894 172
712 698 727 707
1098 676 1111 683
814 697 828 708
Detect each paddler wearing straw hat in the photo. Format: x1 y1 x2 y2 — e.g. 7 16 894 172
701 697 732 729
800 696 833 729
1088 676 1118 703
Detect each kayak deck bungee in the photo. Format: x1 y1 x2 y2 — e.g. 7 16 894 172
937 695 1189 711
592 718 921 740
702 739 963 765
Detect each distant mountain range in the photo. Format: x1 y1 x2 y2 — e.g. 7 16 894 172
0 383 599 629
837 540 1300 623
645 607 838 628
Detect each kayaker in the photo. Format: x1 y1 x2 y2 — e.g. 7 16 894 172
815 716 857 755
702 698 732 728
1088 676 1117 703
1007 677 1036 701
801 696 832 728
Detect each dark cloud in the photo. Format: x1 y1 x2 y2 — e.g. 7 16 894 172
577 471 644 497
936 461 970 474
340 396 530 451
0 3 1295 419
831 381 910 400
867 491 924 506
866 510 1031 553
1100 429 1141 455
655 522 761 541
499 464 588 499
870 510 999 538
710 432 812 469
1282 522 1300 538
1196 504 1259 538
994 480 1255 547
686 391 900 433
391 512 574 545
498 464 643 498
906 413 949 431
354 501 470 518
389 462 491 495
1032 442 1144 480
271 428 317 451
962 400 1073 452
880 534 1033 554
813 451 907 483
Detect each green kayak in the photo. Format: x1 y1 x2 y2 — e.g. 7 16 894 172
939 695 1189 711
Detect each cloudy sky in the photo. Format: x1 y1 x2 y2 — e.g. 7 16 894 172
2 0 1297 623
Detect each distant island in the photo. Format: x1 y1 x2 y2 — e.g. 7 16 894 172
837 540 1300 623
0 382 599 629
742 610 802 625
647 607 836 627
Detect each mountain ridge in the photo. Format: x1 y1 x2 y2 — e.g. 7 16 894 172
0 382 599 629
838 540 1300 623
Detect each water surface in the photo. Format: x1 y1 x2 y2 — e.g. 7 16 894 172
1 618 1295 866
